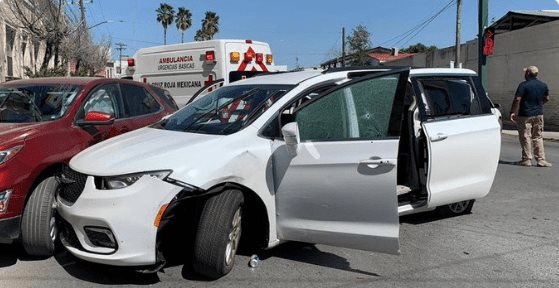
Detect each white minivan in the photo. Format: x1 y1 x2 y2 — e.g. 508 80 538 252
57 68 501 279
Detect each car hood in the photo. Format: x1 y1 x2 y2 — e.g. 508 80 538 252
70 127 226 178
0 122 46 144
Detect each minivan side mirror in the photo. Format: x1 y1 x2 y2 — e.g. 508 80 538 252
76 111 115 126
281 122 299 145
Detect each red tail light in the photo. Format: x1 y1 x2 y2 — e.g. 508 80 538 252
205 51 216 62
255 53 264 63
127 58 135 67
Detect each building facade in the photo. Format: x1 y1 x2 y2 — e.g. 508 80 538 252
0 0 51 82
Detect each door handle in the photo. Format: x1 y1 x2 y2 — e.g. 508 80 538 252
358 158 395 175
360 159 387 165
359 159 393 168
430 133 448 142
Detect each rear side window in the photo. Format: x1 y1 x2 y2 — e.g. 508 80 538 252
417 77 487 118
151 86 178 110
120 84 161 117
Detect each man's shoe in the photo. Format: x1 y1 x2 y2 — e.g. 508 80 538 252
516 160 532 167
537 160 552 167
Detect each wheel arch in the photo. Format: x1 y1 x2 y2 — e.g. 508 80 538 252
23 163 65 207
154 181 270 270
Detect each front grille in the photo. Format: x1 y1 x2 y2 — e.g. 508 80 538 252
58 165 87 206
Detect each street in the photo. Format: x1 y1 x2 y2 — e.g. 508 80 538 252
1 134 558 288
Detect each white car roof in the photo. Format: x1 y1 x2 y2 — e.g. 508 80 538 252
228 68 477 86
410 68 477 77
229 71 323 86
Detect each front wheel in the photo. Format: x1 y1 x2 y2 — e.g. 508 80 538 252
21 176 59 256
193 190 244 279
436 199 475 217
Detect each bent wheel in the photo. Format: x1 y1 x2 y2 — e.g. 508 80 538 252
193 189 244 279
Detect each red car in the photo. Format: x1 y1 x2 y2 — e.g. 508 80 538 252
0 77 177 255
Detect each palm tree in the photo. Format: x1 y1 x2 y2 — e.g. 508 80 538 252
156 3 175 45
194 29 208 41
195 11 219 41
175 7 192 43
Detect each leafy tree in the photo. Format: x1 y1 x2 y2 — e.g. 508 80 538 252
156 3 175 45
401 43 437 53
176 7 192 43
195 11 219 41
7 0 69 70
347 25 372 66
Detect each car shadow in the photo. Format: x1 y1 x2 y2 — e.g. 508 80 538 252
399 210 473 225
0 243 52 268
54 250 160 285
498 160 522 166
0 243 19 268
238 242 381 278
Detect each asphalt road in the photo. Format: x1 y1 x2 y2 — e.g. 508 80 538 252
1 134 558 288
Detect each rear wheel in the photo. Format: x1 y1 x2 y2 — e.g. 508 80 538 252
436 199 475 217
21 176 59 256
193 190 244 279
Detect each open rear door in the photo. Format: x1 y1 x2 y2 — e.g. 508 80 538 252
412 76 501 208
274 68 410 254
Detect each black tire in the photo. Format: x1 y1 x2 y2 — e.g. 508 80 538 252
21 176 59 256
193 190 244 279
436 199 475 217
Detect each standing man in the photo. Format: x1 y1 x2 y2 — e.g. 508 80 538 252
509 66 552 167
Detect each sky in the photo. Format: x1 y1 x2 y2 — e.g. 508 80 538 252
78 0 559 69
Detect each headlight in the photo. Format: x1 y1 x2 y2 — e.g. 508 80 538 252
98 170 172 190
0 145 23 165
0 189 13 213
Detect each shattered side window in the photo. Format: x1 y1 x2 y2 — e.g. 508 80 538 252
295 76 399 142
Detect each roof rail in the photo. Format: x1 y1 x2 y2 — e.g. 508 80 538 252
322 66 411 74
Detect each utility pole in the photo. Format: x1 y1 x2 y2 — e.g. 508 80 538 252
478 0 489 87
455 0 462 66
79 0 86 24
342 27 346 67
115 42 127 75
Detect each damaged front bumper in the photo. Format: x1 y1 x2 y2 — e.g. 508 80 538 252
57 174 185 267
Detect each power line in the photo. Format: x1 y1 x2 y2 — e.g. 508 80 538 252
379 0 456 48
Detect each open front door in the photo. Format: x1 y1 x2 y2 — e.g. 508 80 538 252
274 69 409 254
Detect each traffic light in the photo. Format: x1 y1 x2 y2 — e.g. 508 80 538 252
481 28 495 64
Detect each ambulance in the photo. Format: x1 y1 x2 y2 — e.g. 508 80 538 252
129 39 282 106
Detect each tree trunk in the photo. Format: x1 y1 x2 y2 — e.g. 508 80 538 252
181 32 184 44
41 42 53 71
164 28 167 45
54 43 60 67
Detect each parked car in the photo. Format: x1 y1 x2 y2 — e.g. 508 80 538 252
57 68 501 279
0 77 177 256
